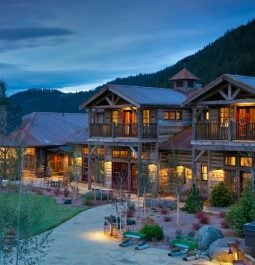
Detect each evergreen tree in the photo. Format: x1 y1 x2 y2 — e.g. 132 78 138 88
184 184 203 213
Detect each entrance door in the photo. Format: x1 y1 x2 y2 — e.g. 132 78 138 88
112 162 128 190
236 108 250 138
122 110 137 136
131 164 138 192
240 171 251 194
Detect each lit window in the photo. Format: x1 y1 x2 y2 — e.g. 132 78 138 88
225 156 236 166
201 165 208 181
112 110 118 124
164 111 169 120
164 110 182 120
240 157 252 167
143 109 150 125
205 111 209 120
219 108 229 123
112 149 129 158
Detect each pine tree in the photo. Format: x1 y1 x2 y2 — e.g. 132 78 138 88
184 184 203 213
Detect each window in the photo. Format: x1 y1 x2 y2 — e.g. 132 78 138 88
201 165 208 181
143 109 150 125
225 156 236 166
176 80 183 87
112 149 129 158
240 157 252 167
112 110 118 124
204 110 209 120
163 111 182 120
219 108 229 123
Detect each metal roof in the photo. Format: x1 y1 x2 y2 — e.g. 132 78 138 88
228 74 255 88
81 84 188 108
184 73 255 105
12 112 88 147
108 84 188 107
170 68 199 81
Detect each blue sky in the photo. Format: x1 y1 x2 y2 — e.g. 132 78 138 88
1 0 255 95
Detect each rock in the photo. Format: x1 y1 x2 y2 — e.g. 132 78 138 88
208 237 245 263
195 225 224 250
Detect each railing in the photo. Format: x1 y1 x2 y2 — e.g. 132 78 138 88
90 123 157 138
195 122 255 141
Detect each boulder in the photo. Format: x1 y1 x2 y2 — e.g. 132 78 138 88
208 237 245 263
195 225 224 250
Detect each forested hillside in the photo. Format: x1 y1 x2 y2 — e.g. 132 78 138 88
9 19 255 115
9 88 95 115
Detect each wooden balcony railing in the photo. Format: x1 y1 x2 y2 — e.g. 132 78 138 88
195 122 255 141
90 123 157 138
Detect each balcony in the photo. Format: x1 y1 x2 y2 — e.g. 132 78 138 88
90 123 157 138
195 122 255 141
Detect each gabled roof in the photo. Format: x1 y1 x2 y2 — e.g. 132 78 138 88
184 73 255 105
80 84 187 108
170 68 199 81
11 112 88 147
160 127 192 150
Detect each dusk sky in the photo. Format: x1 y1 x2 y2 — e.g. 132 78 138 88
1 0 255 95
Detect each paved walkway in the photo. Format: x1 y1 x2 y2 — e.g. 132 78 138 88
42 204 216 265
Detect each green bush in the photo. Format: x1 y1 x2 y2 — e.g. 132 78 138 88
140 224 164 241
210 182 232 207
83 192 94 206
226 182 255 235
184 184 203 213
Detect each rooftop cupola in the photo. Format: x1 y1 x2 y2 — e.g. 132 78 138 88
170 68 199 93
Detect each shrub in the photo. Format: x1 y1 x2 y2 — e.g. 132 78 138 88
140 224 164 241
210 182 232 207
83 192 94 206
54 188 61 196
220 220 229 228
199 215 210 224
226 182 255 235
141 217 155 226
126 219 136 225
163 216 171 222
161 208 169 215
219 211 226 218
196 211 205 219
184 184 203 213
63 189 70 197
192 223 201 230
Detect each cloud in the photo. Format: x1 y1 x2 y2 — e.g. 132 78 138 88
0 27 74 51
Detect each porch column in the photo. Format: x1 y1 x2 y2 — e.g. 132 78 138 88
127 160 131 193
137 142 142 196
88 145 92 190
88 109 92 138
138 109 142 138
192 147 196 185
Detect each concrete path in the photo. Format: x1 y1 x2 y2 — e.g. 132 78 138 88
42 204 215 265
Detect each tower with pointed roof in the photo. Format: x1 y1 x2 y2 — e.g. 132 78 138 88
170 68 199 93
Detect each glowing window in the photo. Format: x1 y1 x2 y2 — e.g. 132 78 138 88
240 157 252 167
225 156 236 166
201 165 208 181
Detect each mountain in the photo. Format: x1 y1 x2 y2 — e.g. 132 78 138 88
9 88 95 115
9 19 255 115
111 19 255 87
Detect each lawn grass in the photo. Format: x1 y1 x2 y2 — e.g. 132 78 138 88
0 192 87 237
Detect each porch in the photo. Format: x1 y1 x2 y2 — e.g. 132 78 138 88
195 122 255 141
90 123 157 138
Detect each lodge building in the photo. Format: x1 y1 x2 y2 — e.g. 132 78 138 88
2 68 255 198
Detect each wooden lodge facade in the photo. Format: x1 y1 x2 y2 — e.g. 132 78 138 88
185 74 255 197
80 68 198 193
